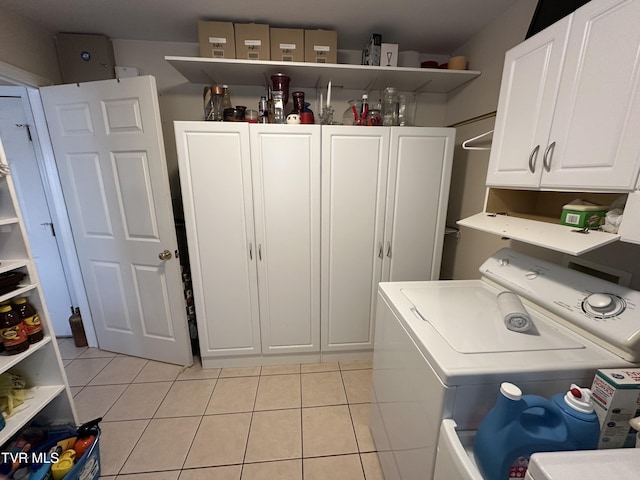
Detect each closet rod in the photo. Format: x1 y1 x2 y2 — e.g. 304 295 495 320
448 110 496 128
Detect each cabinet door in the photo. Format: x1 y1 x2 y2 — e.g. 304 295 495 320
541 0 640 190
321 126 390 352
384 128 455 282
250 125 321 354
486 17 571 188
175 122 261 358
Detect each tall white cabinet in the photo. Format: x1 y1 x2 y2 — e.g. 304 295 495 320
177 123 453 366
321 127 454 353
175 122 320 368
0 138 76 446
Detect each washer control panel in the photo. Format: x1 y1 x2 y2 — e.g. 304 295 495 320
480 248 640 361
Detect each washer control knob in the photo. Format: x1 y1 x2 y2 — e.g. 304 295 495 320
499 258 510 266
586 293 615 313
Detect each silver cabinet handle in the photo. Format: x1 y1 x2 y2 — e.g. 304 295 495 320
258 244 262 261
386 241 392 258
378 242 383 259
543 141 556 172
249 242 253 260
528 145 540 173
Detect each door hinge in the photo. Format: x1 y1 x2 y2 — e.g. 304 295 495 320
41 222 56 237
16 124 33 141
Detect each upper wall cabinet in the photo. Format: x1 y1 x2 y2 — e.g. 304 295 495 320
486 0 640 192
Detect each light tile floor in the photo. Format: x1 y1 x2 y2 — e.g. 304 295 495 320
58 338 384 480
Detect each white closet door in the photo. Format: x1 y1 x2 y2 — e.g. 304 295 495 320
384 127 455 282
250 124 321 354
321 126 390 352
175 122 261 358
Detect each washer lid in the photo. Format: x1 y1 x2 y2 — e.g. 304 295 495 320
401 285 584 353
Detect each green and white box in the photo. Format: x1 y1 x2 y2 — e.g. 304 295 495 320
590 368 640 448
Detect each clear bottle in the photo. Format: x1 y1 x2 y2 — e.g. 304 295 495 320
398 94 407 126
258 96 268 123
382 87 399 126
221 85 232 110
358 94 369 125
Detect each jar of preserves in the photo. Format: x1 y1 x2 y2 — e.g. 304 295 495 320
13 297 43 344
0 304 29 355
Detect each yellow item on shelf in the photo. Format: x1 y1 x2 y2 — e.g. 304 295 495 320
51 449 76 480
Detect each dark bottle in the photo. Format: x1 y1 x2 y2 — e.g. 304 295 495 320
0 304 29 355
13 297 43 344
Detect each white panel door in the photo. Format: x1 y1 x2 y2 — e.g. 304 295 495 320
541 0 640 190
250 124 320 354
384 128 454 282
40 76 192 365
175 122 261 358
486 16 571 188
0 96 73 336
321 126 390 351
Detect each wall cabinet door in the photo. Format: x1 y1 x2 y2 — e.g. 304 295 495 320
176 122 261 358
321 127 390 352
250 125 321 355
321 127 455 352
487 0 640 192
541 0 640 190
486 17 570 188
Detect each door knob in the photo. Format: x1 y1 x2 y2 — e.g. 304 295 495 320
159 249 172 260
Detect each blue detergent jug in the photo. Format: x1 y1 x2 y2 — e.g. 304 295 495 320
474 382 600 480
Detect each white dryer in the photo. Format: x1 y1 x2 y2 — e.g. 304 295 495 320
370 248 640 480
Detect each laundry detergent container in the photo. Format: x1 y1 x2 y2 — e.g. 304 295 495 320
474 382 599 480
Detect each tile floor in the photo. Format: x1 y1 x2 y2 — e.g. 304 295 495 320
58 338 384 480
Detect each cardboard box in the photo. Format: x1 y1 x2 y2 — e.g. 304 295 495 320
235 23 270 60
304 29 337 64
198 21 236 59
56 33 116 84
590 368 640 448
380 43 399 67
270 28 304 62
362 34 382 66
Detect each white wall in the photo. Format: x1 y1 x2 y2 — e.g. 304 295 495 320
0 5 61 84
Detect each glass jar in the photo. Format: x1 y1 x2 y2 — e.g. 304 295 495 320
13 297 43 344
382 86 399 126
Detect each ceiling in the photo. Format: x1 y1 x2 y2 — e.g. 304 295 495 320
3 0 523 54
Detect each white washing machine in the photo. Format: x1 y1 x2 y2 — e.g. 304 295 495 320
370 248 640 480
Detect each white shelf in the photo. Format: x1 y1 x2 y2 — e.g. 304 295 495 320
458 213 620 256
0 217 18 227
0 283 37 304
0 259 29 274
165 56 481 93
0 384 66 445
0 335 52 376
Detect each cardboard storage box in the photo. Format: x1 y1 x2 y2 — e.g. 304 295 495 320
380 43 399 67
235 23 270 60
198 21 235 58
56 33 116 84
270 28 304 62
590 368 640 448
305 29 337 63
